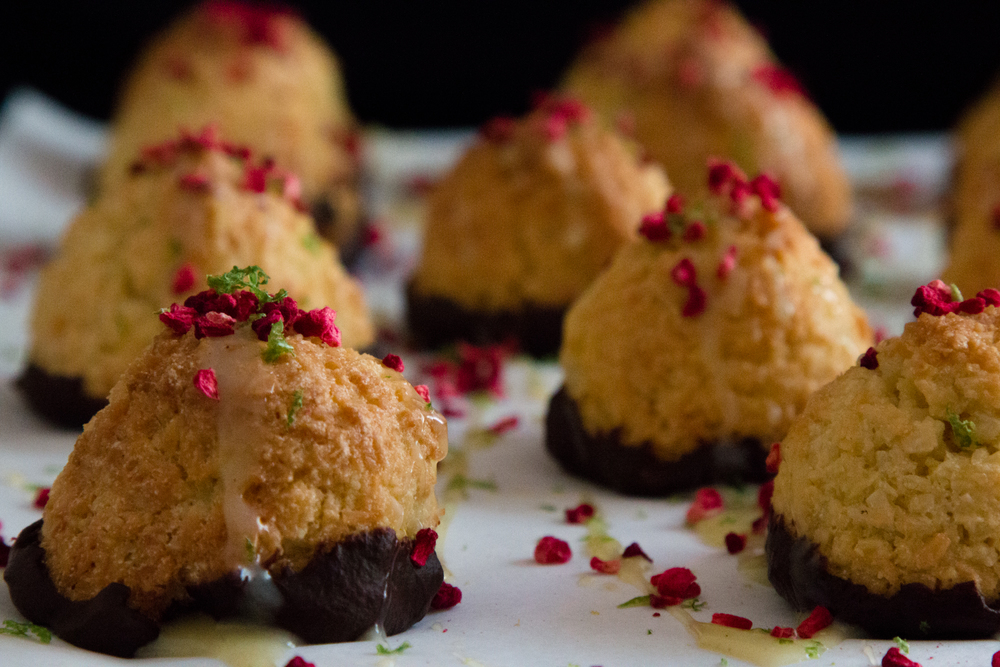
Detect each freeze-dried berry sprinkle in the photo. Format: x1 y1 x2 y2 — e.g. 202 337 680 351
252 309 284 341
666 193 684 214
639 211 671 242
712 613 753 630
293 307 341 347
590 557 621 574
758 480 774 512
489 416 519 435
431 582 462 610
752 64 804 96
194 311 237 338
729 178 753 211
981 289 1000 308
766 442 781 474
650 567 700 599
993 650 1000 667
682 285 707 317
411 528 437 567
382 353 405 373
671 258 697 287
243 165 269 193
717 245 739 279
911 280 960 317
33 488 50 509
770 627 795 639
622 542 652 562
172 263 197 295
650 594 682 608
194 368 219 400
796 606 832 638
565 503 595 524
859 347 879 369
683 221 706 242
160 303 198 335
362 223 383 247
283 657 315 667
959 297 986 314
686 487 724 524
751 173 782 212
708 160 737 195
882 647 921 667
481 116 517 143
455 343 505 396
534 536 572 564
178 172 210 192
724 532 747 554
414 384 431 403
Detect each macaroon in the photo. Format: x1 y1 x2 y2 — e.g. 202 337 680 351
768 280 1000 639
5 267 448 657
546 160 871 495
407 95 669 356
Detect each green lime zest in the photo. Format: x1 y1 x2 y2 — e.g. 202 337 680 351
0 620 52 644
207 266 287 304
893 636 910 653
946 408 977 449
262 321 295 363
376 641 411 655
287 390 304 426
618 595 651 609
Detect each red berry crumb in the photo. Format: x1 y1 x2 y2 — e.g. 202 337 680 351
650 594 682 608
758 480 774 512
410 527 437 567
686 487 724 524
193 368 219 400
431 582 462 610
712 613 753 630
565 503 595 524
534 536 572 564
622 542 652 562
911 280 960 317
160 304 198 335
293 307 341 347
488 416 520 435
752 64 804 96
590 556 621 574
682 284 707 318
33 487 50 509
194 311 237 338
882 647 922 667
708 160 737 195
796 605 833 638
766 442 781 474
981 288 1000 308
717 245 739 279
362 223 383 247
650 567 700 599
992 650 1000 667
284 658 315 667
172 263 197 295
666 193 684 214
683 221 706 242
724 532 747 554
455 343 505 397
414 384 431 403
639 211 671 242
859 347 879 370
178 172 210 192
751 173 782 212
382 353 405 373
671 258 697 288
770 626 795 639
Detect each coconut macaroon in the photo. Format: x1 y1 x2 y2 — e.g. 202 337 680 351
4 269 448 657
407 96 670 356
546 161 871 495
99 0 362 252
768 281 1000 639
20 127 373 428
561 0 852 240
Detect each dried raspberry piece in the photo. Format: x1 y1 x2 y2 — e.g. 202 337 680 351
178 172 210 192
686 487 724 524
543 114 569 141
622 542 652 562
534 536 571 564
194 368 219 400
431 582 462 610
770 627 795 639
758 480 774 512
666 193 684 214
590 557 621 574
565 503 595 524
260 297 300 328
252 309 284 341
707 160 736 195
179 125 221 152
0 536 10 568
993 650 1000 667
650 567 700 599
489 416 519 435
796 606 832 638
683 221 706 242
911 280 960 317
724 532 746 554
414 384 431 403
671 258 697 287
717 245 739 279
980 289 1000 308
639 211 671 242
160 303 198 335
284 657 315 667
751 515 768 535
682 285 707 318
411 528 437 567
960 297 986 314
194 311 237 338
382 353 405 373
232 290 259 321
859 347 879 370
751 173 782 212
362 223 383 247
185 290 238 316
882 647 921 667
650 594 683 608
481 116 517 143
455 343 505 397
33 487 50 509
712 613 753 630
293 307 341 347
729 177 753 211
172 263 197 295
765 443 781 474
752 64 804 96
243 165 269 193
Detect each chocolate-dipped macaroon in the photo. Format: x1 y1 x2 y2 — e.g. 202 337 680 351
20 127 373 428
406 96 669 357
768 281 1000 639
546 161 871 495
5 268 448 657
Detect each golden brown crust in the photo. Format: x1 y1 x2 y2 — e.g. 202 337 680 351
561 0 852 239
561 186 870 462
773 308 1000 599
29 145 373 400
41 327 446 619
99 2 360 247
410 103 669 312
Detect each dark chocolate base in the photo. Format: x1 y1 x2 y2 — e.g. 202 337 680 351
16 363 108 429
766 513 1000 639
405 281 565 358
545 386 770 496
311 197 363 268
4 519 443 657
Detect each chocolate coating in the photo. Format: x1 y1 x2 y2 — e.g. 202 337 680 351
310 197 363 268
766 513 1000 639
5 520 443 656
16 363 108 429
405 281 564 357
545 386 769 496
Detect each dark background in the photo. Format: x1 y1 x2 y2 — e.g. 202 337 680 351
3 1 1000 133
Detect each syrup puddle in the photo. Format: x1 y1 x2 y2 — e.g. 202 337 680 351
136 614 297 667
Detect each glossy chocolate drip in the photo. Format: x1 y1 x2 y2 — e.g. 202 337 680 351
4 520 443 657
16 363 108 429
405 280 565 358
545 385 769 496
766 513 1000 639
